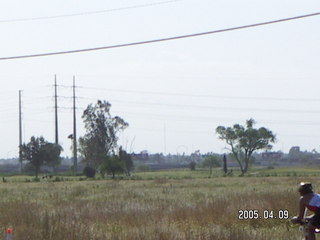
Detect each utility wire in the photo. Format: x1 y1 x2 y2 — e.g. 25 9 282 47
0 12 319 61
30 83 320 103
124 127 320 138
112 110 320 126
0 0 183 23
74 95 320 114
78 86 320 102
107 99 320 114
57 84 320 102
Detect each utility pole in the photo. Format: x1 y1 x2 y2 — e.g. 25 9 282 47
164 122 167 155
73 76 78 173
54 75 59 145
18 90 22 172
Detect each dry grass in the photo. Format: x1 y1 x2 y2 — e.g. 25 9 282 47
0 175 316 239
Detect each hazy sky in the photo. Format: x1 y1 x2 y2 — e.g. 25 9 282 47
0 0 319 158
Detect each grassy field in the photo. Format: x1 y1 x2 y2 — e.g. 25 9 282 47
0 168 318 239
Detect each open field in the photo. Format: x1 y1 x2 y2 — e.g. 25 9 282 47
0 170 319 239
135 166 320 178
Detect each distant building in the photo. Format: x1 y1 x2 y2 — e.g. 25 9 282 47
131 150 149 162
289 146 301 160
261 152 283 160
290 146 300 154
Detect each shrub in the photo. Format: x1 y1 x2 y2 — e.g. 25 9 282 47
83 166 96 178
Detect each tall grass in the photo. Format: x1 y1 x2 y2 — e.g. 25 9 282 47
0 176 314 239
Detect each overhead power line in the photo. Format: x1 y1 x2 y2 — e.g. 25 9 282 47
106 99 320 114
0 12 319 61
74 95 320 114
78 86 320 102
0 0 183 23
112 110 320 126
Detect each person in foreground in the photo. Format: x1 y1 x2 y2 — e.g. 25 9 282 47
292 182 320 240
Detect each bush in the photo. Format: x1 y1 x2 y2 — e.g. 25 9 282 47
100 155 124 178
54 176 62 182
189 161 196 171
136 164 150 172
83 166 96 178
33 177 40 182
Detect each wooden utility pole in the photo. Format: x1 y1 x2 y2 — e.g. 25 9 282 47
73 76 78 173
18 90 22 172
54 75 59 145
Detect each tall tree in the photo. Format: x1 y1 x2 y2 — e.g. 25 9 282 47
216 119 276 174
119 147 133 176
100 155 124 179
20 136 62 178
202 154 221 176
79 100 129 168
43 143 63 170
223 154 228 174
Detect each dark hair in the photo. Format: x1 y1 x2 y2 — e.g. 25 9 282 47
298 182 313 195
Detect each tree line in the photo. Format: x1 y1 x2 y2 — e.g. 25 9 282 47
20 99 276 178
21 100 132 178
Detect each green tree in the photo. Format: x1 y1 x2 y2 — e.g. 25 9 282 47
119 147 133 176
43 143 63 171
79 100 129 168
223 154 228 174
202 154 221 176
100 155 124 178
20 136 63 178
216 118 276 174
189 161 196 171
83 166 96 178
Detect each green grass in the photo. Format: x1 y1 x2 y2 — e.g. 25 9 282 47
0 167 317 239
130 166 320 179
133 168 222 179
3 166 320 182
249 166 320 177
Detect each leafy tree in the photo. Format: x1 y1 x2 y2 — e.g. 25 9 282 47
20 136 62 178
119 147 133 176
216 118 276 174
79 100 129 168
83 166 96 178
223 154 228 174
202 154 221 176
189 161 196 171
43 143 63 170
100 155 124 178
